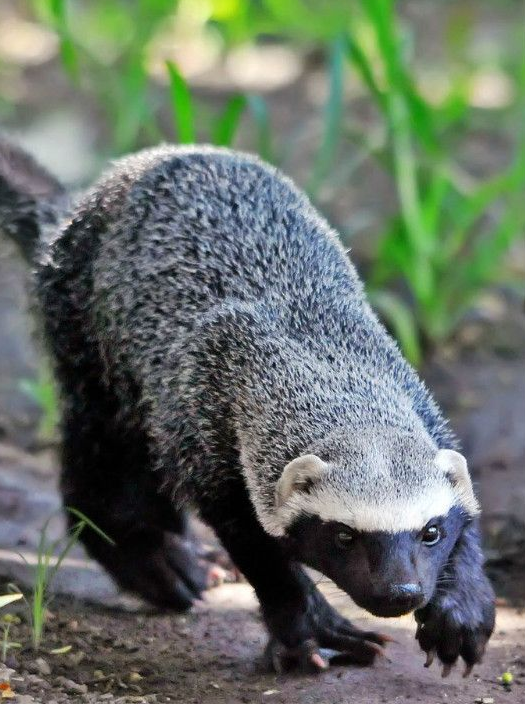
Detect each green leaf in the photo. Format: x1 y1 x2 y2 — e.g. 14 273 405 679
346 35 385 110
166 61 195 144
49 0 66 22
368 290 422 367
19 364 59 442
421 169 450 235
48 0 79 81
442 170 518 262
212 94 247 147
309 34 347 196
246 94 273 162
50 644 72 654
59 35 79 81
113 58 149 153
65 507 116 546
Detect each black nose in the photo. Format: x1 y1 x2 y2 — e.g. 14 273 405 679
387 582 424 611
389 583 423 599
366 581 425 617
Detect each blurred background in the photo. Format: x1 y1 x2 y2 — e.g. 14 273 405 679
0 0 524 603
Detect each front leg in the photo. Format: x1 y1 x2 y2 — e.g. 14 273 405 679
415 520 495 677
262 567 389 672
198 476 388 672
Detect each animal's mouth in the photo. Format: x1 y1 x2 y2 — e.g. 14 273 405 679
365 602 417 618
354 590 425 618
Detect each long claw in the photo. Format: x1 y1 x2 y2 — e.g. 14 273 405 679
310 652 328 671
424 650 435 668
441 663 453 678
265 641 284 674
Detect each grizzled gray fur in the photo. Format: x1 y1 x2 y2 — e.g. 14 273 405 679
50 146 452 508
1 142 495 675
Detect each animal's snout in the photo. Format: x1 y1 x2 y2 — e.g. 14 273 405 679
366 580 424 617
386 582 424 610
388 582 422 598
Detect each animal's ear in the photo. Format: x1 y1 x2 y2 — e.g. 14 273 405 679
435 449 479 515
275 454 328 508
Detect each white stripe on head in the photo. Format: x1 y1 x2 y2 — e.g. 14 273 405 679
264 482 458 536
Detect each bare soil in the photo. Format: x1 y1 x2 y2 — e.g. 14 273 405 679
1 584 524 704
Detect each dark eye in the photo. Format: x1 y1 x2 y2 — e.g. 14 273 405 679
335 529 354 549
421 525 441 546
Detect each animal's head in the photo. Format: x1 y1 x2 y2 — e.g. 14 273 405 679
274 427 478 618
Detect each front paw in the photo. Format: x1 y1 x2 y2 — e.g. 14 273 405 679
265 629 387 674
415 581 495 677
264 589 390 673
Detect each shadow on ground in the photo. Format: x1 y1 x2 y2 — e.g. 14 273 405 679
1 583 524 704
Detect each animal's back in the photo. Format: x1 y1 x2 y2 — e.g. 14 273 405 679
40 145 362 393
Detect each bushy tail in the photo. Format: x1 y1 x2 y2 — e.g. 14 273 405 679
0 137 66 263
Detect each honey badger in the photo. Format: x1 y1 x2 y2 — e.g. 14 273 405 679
0 139 495 675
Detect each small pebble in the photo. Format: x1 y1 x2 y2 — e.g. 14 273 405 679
34 657 51 676
55 676 88 694
67 650 85 666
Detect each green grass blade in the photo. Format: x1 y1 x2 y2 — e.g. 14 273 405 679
361 0 398 81
442 171 517 262
58 35 79 81
48 0 79 81
421 169 450 235
387 91 430 252
246 94 273 162
19 363 59 442
212 94 247 147
446 55 525 289
113 58 149 153
48 522 84 583
346 35 386 110
166 61 195 144
65 507 116 546
308 34 347 197
368 290 422 367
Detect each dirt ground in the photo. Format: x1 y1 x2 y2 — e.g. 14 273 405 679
1 3 525 701
0 583 523 704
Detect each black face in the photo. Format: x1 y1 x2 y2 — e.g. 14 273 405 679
284 506 468 617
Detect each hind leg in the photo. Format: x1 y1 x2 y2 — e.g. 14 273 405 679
60 389 217 610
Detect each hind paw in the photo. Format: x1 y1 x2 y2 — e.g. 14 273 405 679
102 529 230 611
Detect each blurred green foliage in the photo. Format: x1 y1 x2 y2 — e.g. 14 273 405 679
15 0 524 365
346 2 525 363
19 363 59 442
